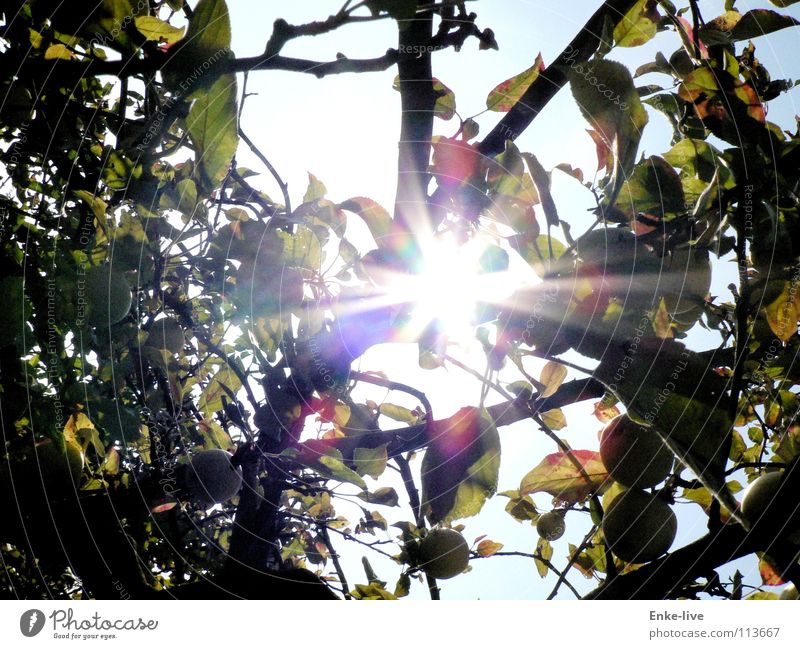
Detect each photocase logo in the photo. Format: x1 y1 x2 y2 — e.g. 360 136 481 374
20 609 45 637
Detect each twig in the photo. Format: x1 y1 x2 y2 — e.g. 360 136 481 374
318 525 351 599
396 453 440 600
471 551 582 598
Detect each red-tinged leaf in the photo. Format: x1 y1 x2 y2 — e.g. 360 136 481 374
393 76 456 120
758 553 786 586
593 401 621 424
476 539 504 557
676 16 709 59
554 163 584 184
631 212 661 236
586 129 612 174
431 136 480 187
486 54 545 112
421 408 501 524
521 450 609 504
734 82 766 123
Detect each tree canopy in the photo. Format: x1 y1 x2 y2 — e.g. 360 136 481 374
1 0 800 601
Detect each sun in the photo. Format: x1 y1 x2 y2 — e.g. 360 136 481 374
385 234 520 344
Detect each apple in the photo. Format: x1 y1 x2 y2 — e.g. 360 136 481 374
537 511 566 541
603 488 677 564
183 449 243 506
418 528 470 579
85 266 132 326
600 415 673 488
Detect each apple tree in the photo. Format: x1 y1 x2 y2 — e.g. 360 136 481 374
1 0 799 600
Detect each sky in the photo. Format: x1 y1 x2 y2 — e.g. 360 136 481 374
223 1 800 599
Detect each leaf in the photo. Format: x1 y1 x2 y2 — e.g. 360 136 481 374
134 15 186 44
318 451 368 490
509 233 567 278
476 539 504 557
729 10 800 41
162 0 232 96
500 490 539 523
521 450 608 504
522 152 559 228
394 76 456 120
198 366 243 416
540 408 567 430
196 419 234 450
44 44 73 60
569 59 648 199
594 340 742 525
486 53 545 112
303 173 327 203
379 403 420 424
764 281 798 342
540 361 568 398
186 73 238 191
535 537 552 577
350 582 398 600
758 553 786 586
593 399 621 423
357 487 399 507
421 408 501 524
354 445 388 479
614 0 659 47
340 197 393 247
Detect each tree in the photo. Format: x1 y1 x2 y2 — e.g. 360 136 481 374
1 0 799 601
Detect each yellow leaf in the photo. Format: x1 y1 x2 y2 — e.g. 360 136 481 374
44 44 73 60
540 361 567 398
476 539 504 557
540 408 567 430
765 281 798 342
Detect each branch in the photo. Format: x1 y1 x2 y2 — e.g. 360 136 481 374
296 377 605 461
393 5 436 239
479 0 640 157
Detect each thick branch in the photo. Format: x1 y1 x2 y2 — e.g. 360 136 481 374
296 377 605 461
393 7 436 236
479 0 640 156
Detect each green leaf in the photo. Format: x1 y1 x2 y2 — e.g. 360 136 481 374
198 366 243 416
379 403 420 424
522 152 559 228
276 226 323 271
509 234 567 278
729 10 800 41
134 15 186 44
569 59 648 199
486 54 545 112
303 173 327 203
340 197 393 247
318 451 368 490
354 445 388 479
421 408 501 524
614 0 659 47
162 0 232 96
186 74 238 192
594 340 742 524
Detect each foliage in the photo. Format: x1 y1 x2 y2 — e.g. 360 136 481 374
1 0 799 601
